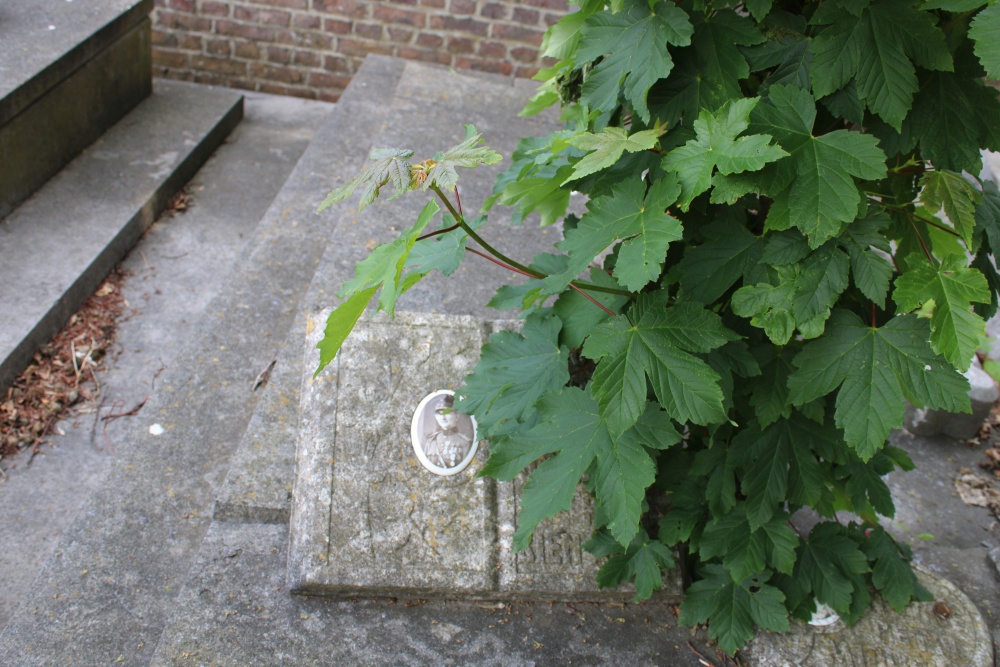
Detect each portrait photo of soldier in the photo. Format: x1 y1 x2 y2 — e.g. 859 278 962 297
411 390 478 475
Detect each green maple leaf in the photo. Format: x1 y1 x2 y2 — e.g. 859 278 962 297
910 71 1000 175
893 255 991 370
591 532 677 601
423 125 503 192
788 310 970 460
700 507 798 583
840 213 893 308
576 1 694 121
970 3 1000 80
662 98 787 209
318 147 415 212
750 348 794 428
680 565 789 656
565 126 661 183
839 458 894 520
497 164 573 228
315 286 379 375
750 85 886 247
583 295 733 435
502 389 669 550
404 214 486 278
540 0 600 60
457 312 569 441
543 176 683 294
918 171 982 249
861 526 921 612
677 219 763 304
976 180 1000 255
809 1 951 130
797 523 869 613
647 9 763 129
552 268 629 349
745 0 774 23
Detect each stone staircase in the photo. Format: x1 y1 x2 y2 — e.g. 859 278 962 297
0 0 243 393
0 6 996 662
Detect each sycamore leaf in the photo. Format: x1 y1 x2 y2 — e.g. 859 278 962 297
318 147 415 212
677 219 763 304
565 126 662 183
910 71 1000 175
596 424 659 545
541 2 598 60
498 164 574 227
404 214 485 278
592 533 676 601
788 310 970 460
552 268 629 349
976 180 1000 255
576 1 694 121
970 3 1000 80
918 171 982 249
337 201 440 316
893 255 991 370
680 565 789 656
629 539 676 600
809 1 951 130
647 9 762 131
423 125 502 192
662 98 788 209
861 526 921 612
750 85 886 247
543 177 683 294
314 286 379 375
700 507 798 582
797 523 869 613
583 295 732 435
840 213 894 308
750 348 794 428
745 0 774 24
457 312 569 441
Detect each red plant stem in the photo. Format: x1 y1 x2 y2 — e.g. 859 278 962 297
871 302 877 328
416 224 461 242
908 217 936 264
465 248 617 317
455 185 464 217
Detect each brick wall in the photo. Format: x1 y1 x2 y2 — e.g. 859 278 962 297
151 0 566 102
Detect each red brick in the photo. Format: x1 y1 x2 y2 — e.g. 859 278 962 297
151 29 177 47
313 0 368 18
157 10 213 30
267 45 292 63
354 22 383 39
450 0 476 15
200 1 230 16
415 32 444 48
260 9 292 25
324 18 353 33
419 0 445 7
292 13 321 28
429 15 488 35
524 0 566 8
275 29 333 48
250 62 305 83
491 22 543 44
480 2 506 19
512 7 540 25
177 34 204 49
230 79 257 91
193 71 225 85
455 57 512 75
389 0 419 5
478 40 506 58
337 37 394 57
447 36 474 54
192 54 249 75
388 27 414 43
234 41 261 58
324 54 353 72
397 46 451 65
543 11 562 27
251 0 307 7
317 90 341 103
152 49 190 68
293 50 322 66
233 6 259 21
373 5 427 27
510 46 538 62
308 71 352 88
515 64 541 78
216 20 276 40
167 0 195 11
206 38 232 55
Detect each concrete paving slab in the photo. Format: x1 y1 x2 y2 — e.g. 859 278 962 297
0 88 331 629
0 78 242 392
151 521 708 666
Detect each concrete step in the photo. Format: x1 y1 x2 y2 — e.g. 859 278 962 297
0 56 405 665
0 78 243 393
0 0 154 219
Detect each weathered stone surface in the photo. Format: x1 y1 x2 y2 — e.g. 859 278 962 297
289 310 671 600
744 568 993 667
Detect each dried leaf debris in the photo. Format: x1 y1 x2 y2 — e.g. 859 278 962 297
0 270 127 459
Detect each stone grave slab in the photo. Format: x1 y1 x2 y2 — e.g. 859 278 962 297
287 310 681 601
